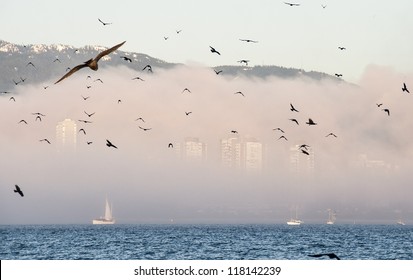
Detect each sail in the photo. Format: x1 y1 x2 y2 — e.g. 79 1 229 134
104 198 112 220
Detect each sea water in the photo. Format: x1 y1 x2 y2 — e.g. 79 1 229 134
1 224 412 260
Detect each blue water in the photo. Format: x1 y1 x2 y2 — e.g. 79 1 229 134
0 224 412 260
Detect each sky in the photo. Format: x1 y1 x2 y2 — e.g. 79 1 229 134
1 0 413 83
1 0 413 224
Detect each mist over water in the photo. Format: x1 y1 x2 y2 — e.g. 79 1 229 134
1 64 412 224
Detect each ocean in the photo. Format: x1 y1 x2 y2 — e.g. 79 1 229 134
1 224 412 260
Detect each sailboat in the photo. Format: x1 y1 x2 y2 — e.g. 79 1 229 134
92 198 115 224
326 209 336 225
397 219 406 226
287 207 303 225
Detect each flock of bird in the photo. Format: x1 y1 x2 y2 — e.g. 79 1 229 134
3 2 411 259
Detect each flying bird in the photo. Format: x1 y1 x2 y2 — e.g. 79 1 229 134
79 128 86 135
306 118 317 125
94 78 103 83
32 112 46 116
132 76 145 81
289 118 299 125
106 139 118 149
168 143 174 148
120 56 132 62
214 69 223 75
290 103 299 112
338 47 346 50
273 127 285 133
14 185 24 197
308 253 340 260
234 91 245 97
321 4 327 8
78 119 92 124
231 130 238 134
376 103 383 107
135 117 145 122
39 138 51 144
284 2 300 6
55 41 126 84
18 119 28 124
87 141 93 145
163 36 169 41
176 30 182 34
138 126 152 131
53 58 61 63
325 132 338 138
84 111 95 117
239 39 258 43
382 108 390 116
185 111 192 116
81 95 90 100
182 88 191 93
26 62 36 68
9 96 16 102
12 79 21 85
278 135 288 141
402 83 410 93
209 46 221 55
238 60 249 66
299 144 310 150
35 116 42 122
98 18 112 26
301 149 309 155
335 73 343 78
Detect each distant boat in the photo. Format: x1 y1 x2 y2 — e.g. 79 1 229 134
92 198 115 224
326 209 336 225
397 219 406 226
287 207 303 225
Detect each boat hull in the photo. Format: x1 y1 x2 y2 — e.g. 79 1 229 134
92 219 115 225
287 219 302 226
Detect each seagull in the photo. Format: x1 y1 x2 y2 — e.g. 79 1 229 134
284 2 300 6
308 253 340 260
14 185 24 197
9 96 16 102
234 91 245 97
18 120 28 124
54 41 126 84
238 60 249 66
273 127 285 133
185 111 192 116
135 117 145 122
81 95 90 100
214 69 223 75
306 118 317 125
120 56 132 62
40 138 51 144
325 132 338 138
382 108 390 116
278 135 288 141
84 111 95 117
290 103 299 112
402 83 410 93
239 39 258 43
79 128 86 135
132 76 145 81
98 18 112 26
94 78 103 83
142 65 153 72
168 143 174 148
138 126 152 131
106 139 118 149
182 88 191 93
209 46 221 55
289 118 299 125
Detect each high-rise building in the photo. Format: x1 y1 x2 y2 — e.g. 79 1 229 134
244 138 263 172
220 135 263 171
182 137 207 162
56 118 77 153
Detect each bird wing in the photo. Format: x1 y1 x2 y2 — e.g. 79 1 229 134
55 64 88 84
94 41 126 62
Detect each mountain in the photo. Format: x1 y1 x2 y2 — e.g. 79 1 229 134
0 39 337 92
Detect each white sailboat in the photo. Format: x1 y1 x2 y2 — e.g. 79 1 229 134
397 219 406 226
92 198 115 224
287 207 303 225
326 209 336 225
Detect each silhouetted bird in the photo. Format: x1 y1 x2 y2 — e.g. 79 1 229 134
176 30 182 34
106 139 117 149
338 47 346 50
325 132 338 138
402 83 410 93
299 144 310 150
94 78 103 83
84 111 95 118
14 185 24 197
20 77 27 82
120 56 132 62
290 103 299 112
301 149 309 155
321 4 327 8
117 99 122 104
81 95 90 100
35 116 42 122
289 118 299 125
214 69 223 75
142 65 153 73
40 138 51 144
231 130 238 134
138 126 152 131
306 118 317 125
78 119 92 124
18 120 28 124
239 39 258 43
12 79 21 85
53 58 61 63
278 135 288 141
26 62 36 68
185 111 192 116
182 88 191 93
79 128 86 135
273 127 285 133
87 141 93 145
135 117 145 122
98 18 112 26
168 143 174 148
284 2 300 6
238 60 249 66
376 103 383 107
43 86 49 90
32 112 46 116
132 77 145 81
335 73 343 78
86 85 92 89
209 46 221 55
164 36 169 40
9 96 15 102
308 253 340 260
382 108 390 116
234 91 245 97
55 41 126 84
